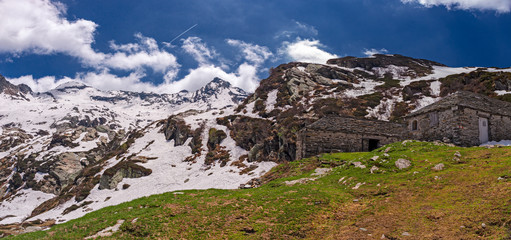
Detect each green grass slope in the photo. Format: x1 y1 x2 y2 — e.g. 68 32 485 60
8 141 511 239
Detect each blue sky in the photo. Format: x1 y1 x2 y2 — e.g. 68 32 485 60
0 0 510 93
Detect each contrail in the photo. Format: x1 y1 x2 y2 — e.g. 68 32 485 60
168 24 198 44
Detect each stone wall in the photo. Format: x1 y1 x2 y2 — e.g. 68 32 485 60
406 107 462 145
490 114 511 141
296 99 511 160
407 106 511 146
458 108 511 146
296 129 402 159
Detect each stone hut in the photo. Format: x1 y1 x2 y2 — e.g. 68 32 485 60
296 115 407 159
405 91 511 146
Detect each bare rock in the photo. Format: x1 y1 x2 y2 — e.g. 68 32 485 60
312 168 331 176
395 159 411 170
50 152 85 188
352 162 366 169
432 163 445 171
85 219 125 239
82 128 98 142
99 161 152 190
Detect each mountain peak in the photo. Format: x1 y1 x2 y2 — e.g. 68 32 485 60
53 81 89 91
204 77 232 90
0 74 32 95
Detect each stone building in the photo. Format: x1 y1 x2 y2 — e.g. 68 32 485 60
296 115 407 159
296 91 511 159
405 91 511 146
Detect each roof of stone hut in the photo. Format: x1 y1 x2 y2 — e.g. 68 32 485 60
406 91 511 117
302 115 406 137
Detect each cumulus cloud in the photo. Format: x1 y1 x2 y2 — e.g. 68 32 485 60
363 48 389 57
105 34 180 75
181 37 217 66
280 38 338 64
401 0 511 13
0 0 179 78
7 71 157 93
8 63 260 94
226 39 273 65
159 63 259 93
7 75 72 93
0 0 103 63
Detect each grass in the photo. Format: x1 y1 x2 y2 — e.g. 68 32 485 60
8 141 511 239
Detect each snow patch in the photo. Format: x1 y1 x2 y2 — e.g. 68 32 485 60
495 90 511 96
430 80 442 97
366 95 400 121
373 65 410 80
343 79 384 98
412 96 440 112
265 89 278 112
0 189 55 224
400 66 478 87
486 68 511 73
481 140 511 146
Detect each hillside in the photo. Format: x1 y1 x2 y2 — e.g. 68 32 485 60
6 141 511 239
2 54 511 234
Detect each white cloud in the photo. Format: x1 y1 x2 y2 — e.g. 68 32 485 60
0 0 179 78
294 21 319 36
105 34 180 74
181 37 217 66
363 48 389 57
7 75 71 93
401 0 511 13
7 63 259 94
226 39 273 65
0 0 104 63
7 71 157 93
157 64 258 93
280 38 338 64
275 21 319 40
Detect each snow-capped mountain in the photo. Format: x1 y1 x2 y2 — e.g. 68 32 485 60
0 76 265 227
1 54 511 235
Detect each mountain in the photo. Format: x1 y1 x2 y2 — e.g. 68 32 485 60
0 77 261 226
222 54 511 164
0 75 31 99
1 54 511 236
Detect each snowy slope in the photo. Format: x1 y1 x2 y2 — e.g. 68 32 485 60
0 77 256 225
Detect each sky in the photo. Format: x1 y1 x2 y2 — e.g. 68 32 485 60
0 0 510 93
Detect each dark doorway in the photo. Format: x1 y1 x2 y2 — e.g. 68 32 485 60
368 139 379 151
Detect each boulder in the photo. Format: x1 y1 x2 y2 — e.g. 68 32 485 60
161 117 191 146
99 161 152 190
395 159 411 170
432 163 445 171
50 152 85 188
